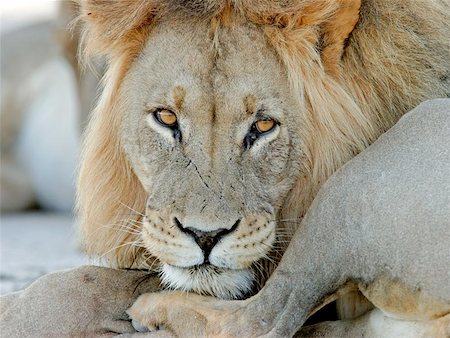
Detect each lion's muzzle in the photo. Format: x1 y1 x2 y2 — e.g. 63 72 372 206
174 217 240 264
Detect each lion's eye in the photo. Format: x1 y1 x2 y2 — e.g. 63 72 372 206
244 118 278 149
154 109 178 127
255 119 275 133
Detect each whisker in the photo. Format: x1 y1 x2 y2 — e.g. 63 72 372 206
85 218 143 240
91 223 142 238
99 239 144 259
119 202 146 217
276 218 304 222
145 256 161 272
273 240 292 244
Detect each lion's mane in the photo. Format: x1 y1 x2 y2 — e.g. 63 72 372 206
76 0 449 271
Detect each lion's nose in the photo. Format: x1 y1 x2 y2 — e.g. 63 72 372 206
174 218 240 262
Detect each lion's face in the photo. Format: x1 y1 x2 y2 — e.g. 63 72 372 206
120 19 304 299
78 0 449 307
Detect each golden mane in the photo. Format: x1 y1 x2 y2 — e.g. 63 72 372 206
76 0 449 268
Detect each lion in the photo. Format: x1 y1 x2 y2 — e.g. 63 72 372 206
76 0 450 332
128 99 450 337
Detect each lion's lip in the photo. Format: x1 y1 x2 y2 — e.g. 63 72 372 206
167 263 234 273
191 263 223 272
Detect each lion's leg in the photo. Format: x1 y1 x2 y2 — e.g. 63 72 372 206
295 314 370 338
0 266 162 337
297 309 450 338
233 201 364 337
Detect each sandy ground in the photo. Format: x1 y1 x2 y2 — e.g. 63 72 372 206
0 212 90 294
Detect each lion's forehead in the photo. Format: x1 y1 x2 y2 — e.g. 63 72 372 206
126 17 288 124
119 15 302 224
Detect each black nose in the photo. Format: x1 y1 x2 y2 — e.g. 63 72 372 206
174 218 240 262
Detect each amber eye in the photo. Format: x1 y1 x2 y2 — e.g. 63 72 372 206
243 117 278 149
154 109 177 127
255 119 275 133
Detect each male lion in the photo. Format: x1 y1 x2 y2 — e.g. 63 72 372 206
76 0 450 332
128 100 450 336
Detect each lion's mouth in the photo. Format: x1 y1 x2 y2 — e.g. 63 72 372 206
160 263 254 300
183 263 222 273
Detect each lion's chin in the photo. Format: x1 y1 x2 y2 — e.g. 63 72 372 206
160 264 254 300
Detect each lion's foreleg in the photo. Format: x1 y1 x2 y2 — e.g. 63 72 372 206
236 207 361 337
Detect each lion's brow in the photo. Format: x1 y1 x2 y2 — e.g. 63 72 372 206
172 86 186 111
244 94 257 115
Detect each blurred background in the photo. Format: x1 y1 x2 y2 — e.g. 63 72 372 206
1 1 100 293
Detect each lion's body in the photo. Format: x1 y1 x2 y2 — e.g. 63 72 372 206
77 0 450 329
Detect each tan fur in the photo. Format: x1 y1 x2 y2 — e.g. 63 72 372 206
359 277 450 321
76 0 449 314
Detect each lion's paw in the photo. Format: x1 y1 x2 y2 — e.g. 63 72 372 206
128 292 208 336
127 291 252 337
131 318 150 332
